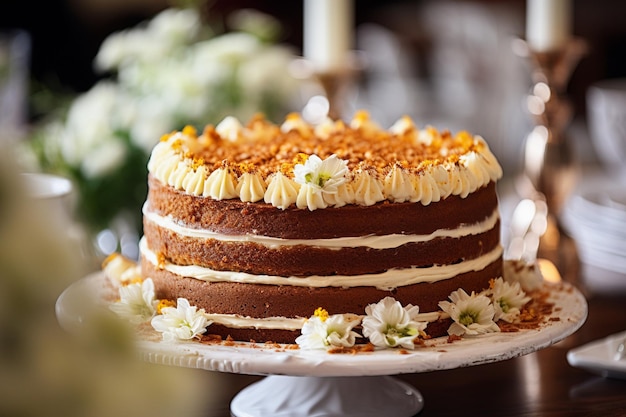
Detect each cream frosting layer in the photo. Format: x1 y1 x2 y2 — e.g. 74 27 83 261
146 113 503 211
206 310 449 331
143 204 500 250
140 237 503 291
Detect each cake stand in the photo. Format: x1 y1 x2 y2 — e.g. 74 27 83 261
56 273 587 417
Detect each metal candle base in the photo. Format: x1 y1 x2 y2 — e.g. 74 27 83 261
515 37 587 283
299 51 364 121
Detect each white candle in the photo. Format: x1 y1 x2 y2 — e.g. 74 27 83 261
303 0 353 71
526 0 572 52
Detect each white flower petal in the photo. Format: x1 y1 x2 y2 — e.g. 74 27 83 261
109 278 157 324
362 297 427 349
293 154 348 194
296 313 361 350
489 277 531 323
151 298 212 342
440 289 500 337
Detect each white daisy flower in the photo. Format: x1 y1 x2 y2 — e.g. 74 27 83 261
488 278 531 323
439 289 500 337
293 154 349 194
109 278 157 324
362 297 427 349
296 308 361 350
151 298 212 342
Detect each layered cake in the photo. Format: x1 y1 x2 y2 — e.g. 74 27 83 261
139 111 504 344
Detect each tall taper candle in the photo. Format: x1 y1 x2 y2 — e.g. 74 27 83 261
526 0 572 52
303 0 353 71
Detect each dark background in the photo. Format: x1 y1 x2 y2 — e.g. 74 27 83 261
1 0 625 121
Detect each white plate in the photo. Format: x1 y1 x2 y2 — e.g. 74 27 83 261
57 272 588 378
563 197 626 239
567 331 626 380
580 263 626 294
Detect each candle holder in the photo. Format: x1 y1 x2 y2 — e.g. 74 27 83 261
295 52 365 121
315 68 354 120
514 37 587 283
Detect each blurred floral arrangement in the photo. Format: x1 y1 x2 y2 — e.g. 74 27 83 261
27 6 300 240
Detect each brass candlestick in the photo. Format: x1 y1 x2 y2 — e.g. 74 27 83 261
297 52 364 121
515 38 587 284
316 69 353 120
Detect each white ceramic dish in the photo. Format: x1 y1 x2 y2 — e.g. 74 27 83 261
567 331 626 380
580 263 626 294
561 172 626 293
587 78 626 171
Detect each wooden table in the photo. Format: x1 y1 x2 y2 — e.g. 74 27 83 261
194 288 626 417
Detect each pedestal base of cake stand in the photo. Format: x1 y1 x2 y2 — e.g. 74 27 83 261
230 375 423 417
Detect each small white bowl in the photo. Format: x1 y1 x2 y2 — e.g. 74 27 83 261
21 172 72 199
587 78 626 172
20 172 74 225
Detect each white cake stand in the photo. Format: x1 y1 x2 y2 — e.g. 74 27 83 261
56 273 588 417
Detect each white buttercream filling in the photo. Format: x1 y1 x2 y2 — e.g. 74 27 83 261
206 310 449 331
143 204 500 250
140 237 503 291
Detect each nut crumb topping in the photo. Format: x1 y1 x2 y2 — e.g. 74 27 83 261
164 112 485 179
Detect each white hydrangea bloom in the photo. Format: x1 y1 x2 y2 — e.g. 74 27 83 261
109 278 157 324
81 139 128 179
94 30 136 71
362 297 427 349
128 97 176 153
439 289 500 337
296 309 361 350
59 82 120 166
194 32 260 64
238 46 299 100
95 8 202 71
151 298 212 342
148 8 202 46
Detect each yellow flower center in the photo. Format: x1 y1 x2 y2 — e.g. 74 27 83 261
459 310 479 326
314 307 329 322
157 299 176 314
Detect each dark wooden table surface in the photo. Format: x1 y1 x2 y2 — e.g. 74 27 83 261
192 285 626 417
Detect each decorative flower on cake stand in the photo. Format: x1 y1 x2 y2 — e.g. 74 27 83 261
151 298 212 342
25 6 301 260
361 297 427 349
109 278 158 324
438 289 500 337
296 308 361 350
487 278 531 323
